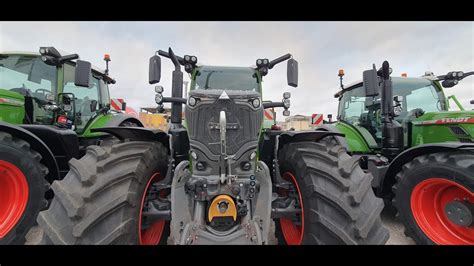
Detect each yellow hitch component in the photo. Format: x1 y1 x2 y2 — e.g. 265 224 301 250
208 195 237 222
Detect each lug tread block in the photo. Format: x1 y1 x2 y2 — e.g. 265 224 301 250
306 209 357 245
392 151 474 245
275 140 389 245
34 141 169 245
51 181 85 219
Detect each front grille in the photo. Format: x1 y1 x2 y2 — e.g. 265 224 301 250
185 90 263 156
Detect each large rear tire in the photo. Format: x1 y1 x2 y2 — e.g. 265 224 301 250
274 140 389 245
0 132 48 245
393 152 474 245
33 141 169 244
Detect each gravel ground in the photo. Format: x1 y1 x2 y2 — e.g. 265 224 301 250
27 207 416 245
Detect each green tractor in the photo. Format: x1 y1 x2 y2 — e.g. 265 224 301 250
0 47 143 244
33 47 388 245
325 61 473 244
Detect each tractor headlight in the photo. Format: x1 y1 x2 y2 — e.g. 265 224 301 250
263 59 269 65
191 56 197 63
249 151 257 160
155 85 164 93
283 92 291 99
190 151 198 160
39 48 46 55
184 55 191 62
155 93 163 104
283 99 291 109
252 98 261 108
188 96 197 107
457 71 464 77
256 59 262 66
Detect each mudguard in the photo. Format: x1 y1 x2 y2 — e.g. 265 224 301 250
277 129 344 150
379 142 474 195
90 126 169 150
316 124 350 150
104 113 144 127
0 122 60 181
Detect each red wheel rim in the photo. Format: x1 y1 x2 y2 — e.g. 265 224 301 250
279 172 304 245
411 178 474 245
138 173 165 245
0 160 29 238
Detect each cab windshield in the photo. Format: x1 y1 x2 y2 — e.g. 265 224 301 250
0 55 57 101
0 54 57 124
193 66 260 92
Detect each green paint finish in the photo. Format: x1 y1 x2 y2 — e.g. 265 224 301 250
335 122 372 153
0 89 25 124
411 111 474 145
81 113 115 138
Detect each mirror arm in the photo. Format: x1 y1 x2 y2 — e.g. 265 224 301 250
58 54 79 64
162 97 187 104
158 50 185 66
268 54 291 69
263 102 285 109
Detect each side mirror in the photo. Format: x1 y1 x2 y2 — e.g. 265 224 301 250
363 64 380 97
74 60 91 87
90 100 98 112
149 55 161 84
287 58 298 87
121 101 127 111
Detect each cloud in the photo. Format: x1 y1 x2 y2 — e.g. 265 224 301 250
1 21 472 119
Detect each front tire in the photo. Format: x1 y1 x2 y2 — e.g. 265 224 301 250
0 132 48 245
274 140 389 245
33 141 169 244
393 152 474 245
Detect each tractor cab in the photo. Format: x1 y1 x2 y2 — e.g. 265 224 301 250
335 68 473 154
0 48 115 134
336 77 448 147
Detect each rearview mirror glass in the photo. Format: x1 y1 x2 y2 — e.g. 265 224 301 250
287 58 298 87
363 66 380 97
74 60 91 87
149 55 161 84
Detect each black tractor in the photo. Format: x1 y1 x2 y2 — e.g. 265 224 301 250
32 48 389 245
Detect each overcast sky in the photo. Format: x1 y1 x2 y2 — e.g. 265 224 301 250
1 22 473 120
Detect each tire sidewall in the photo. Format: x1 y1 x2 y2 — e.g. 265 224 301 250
0 142 46 244
395 154 474 245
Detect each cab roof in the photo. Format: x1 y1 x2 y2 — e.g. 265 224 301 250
0 51 114 82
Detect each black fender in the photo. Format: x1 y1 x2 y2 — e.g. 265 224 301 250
315 124 349 150
277 129 344 151
379 142 474 195
258 129 343 181
0 122 60 181
90 127 170 152
105 113 144 127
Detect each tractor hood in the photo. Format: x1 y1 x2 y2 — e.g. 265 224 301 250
0 89 25 124
411 111 474 145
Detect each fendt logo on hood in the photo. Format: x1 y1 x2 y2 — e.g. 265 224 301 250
419 117 474 125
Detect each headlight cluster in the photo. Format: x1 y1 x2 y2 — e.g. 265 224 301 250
188 96 197 107
252 98 261 108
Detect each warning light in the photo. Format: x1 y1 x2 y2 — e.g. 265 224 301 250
57 115 68 124
401 73 407 77
104 54 111 61
338 69 345 77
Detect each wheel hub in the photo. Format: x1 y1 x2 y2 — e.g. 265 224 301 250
0 160 29 238
445 200 473 227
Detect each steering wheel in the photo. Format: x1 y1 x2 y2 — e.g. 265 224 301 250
35 89 52 99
